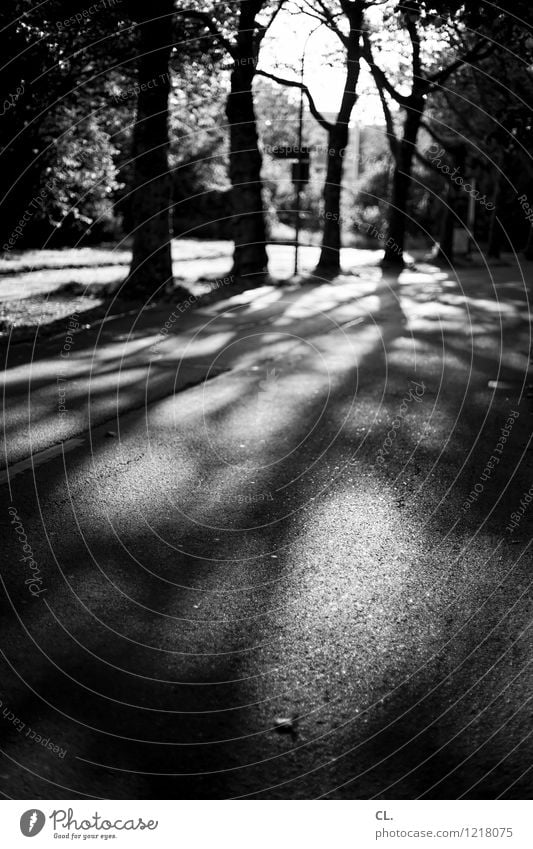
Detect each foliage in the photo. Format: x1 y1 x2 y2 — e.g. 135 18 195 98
0 1 132 248
2 0 532 258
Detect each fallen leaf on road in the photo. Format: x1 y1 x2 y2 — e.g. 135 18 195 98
274 716 298 734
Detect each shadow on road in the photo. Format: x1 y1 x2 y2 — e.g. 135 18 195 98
0 264 531 799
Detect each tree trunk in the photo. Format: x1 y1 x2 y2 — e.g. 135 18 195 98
226 59 268 283
524 223 533 259
125 0 175 299
487 209 501 258
383 99 424 267
316 123 349 274
316 14 363 276
434 146 466 265
487 169 502 258
436 184 455 264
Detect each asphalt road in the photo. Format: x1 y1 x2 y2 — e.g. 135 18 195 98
0 258 532 799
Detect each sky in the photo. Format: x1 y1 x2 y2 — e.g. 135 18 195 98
261 5 392 125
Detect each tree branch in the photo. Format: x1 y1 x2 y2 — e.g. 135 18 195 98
361 30 410 107
255 0 287 47
405 17 422 84
264 0 286 32
311 0 347 46
428 39 494 87
377 85 398 161
255 68 333 132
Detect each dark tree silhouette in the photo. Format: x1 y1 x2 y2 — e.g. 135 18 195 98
125 0 176 298
315 0 364 275
258 0 367 277
226 0 270 282
182 1 284 284
363 5 494 267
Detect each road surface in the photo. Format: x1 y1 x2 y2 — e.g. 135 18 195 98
0 258 532 799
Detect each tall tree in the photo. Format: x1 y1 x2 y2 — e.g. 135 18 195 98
313 0 365 274
362 1 494 267
182 1 284 284
124 0 176 297
226 1 270 282
258 0 368 276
